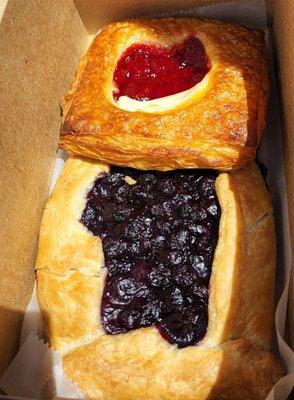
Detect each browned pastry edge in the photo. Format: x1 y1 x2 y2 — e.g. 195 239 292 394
36 158 283 399
59 17 269 171
62 337 283 400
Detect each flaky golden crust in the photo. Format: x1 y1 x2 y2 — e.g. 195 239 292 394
63 338 282 400
36 158 283 398
59 18 268 171
204 163 276 350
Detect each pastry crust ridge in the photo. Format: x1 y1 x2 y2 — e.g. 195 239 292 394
36 158 283 399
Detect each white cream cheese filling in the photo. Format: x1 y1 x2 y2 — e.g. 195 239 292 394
114 69 213 113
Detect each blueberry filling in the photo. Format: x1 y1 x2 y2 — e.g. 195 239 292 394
81 168 220 348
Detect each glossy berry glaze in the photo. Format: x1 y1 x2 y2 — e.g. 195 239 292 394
81 168 220 348
113 36 210 101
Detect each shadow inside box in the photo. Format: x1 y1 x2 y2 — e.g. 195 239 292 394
0 307 26 381
0 307 57 400
205 339 286 399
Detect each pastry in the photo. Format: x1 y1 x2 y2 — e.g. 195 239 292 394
59 18 268 171
36 157 283 399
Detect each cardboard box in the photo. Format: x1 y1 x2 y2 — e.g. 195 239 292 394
0 0 293 394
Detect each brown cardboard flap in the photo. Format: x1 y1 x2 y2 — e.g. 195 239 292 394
74 0 274 34
273 0 294 349
0 0 88 375
265 0 274 20
0 0 292 381
73 0 243 33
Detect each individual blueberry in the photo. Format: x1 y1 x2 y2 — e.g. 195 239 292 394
170 287 184 306
123 219 145 239
157 179 176 194
173 193 192 206
117 277 149 298
129 241 141 255
158 312 195 348
197 236 211 253
112 205 132 222
103 238 127 257
149 265 171 287
155 220 172 235
106 258 132 276
139 173 158 186
141 300 161 325
169 251 182 265
191 255 210 281
162 200 174 216
207 203 219 216
170 229 190 249
81 206 96 223
172 265 194 287
178 203 192 218
191 206 207 221
114 184 130 203
118 309 141 330
103 172 124 184
185 222 200 235
152 235 166 250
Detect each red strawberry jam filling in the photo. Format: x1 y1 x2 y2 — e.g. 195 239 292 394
113 36 210 101
81 168 220 348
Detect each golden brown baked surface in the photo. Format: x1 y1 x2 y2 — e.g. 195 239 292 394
63 338 282 400
59 18 268 171
36 158 283 399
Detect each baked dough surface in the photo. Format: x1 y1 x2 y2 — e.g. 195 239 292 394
36 157 283 398
59 18 268 171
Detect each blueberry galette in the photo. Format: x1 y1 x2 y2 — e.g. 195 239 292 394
37 157 282 400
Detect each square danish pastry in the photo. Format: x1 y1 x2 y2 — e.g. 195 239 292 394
36 157 283 399
60 18 268 171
